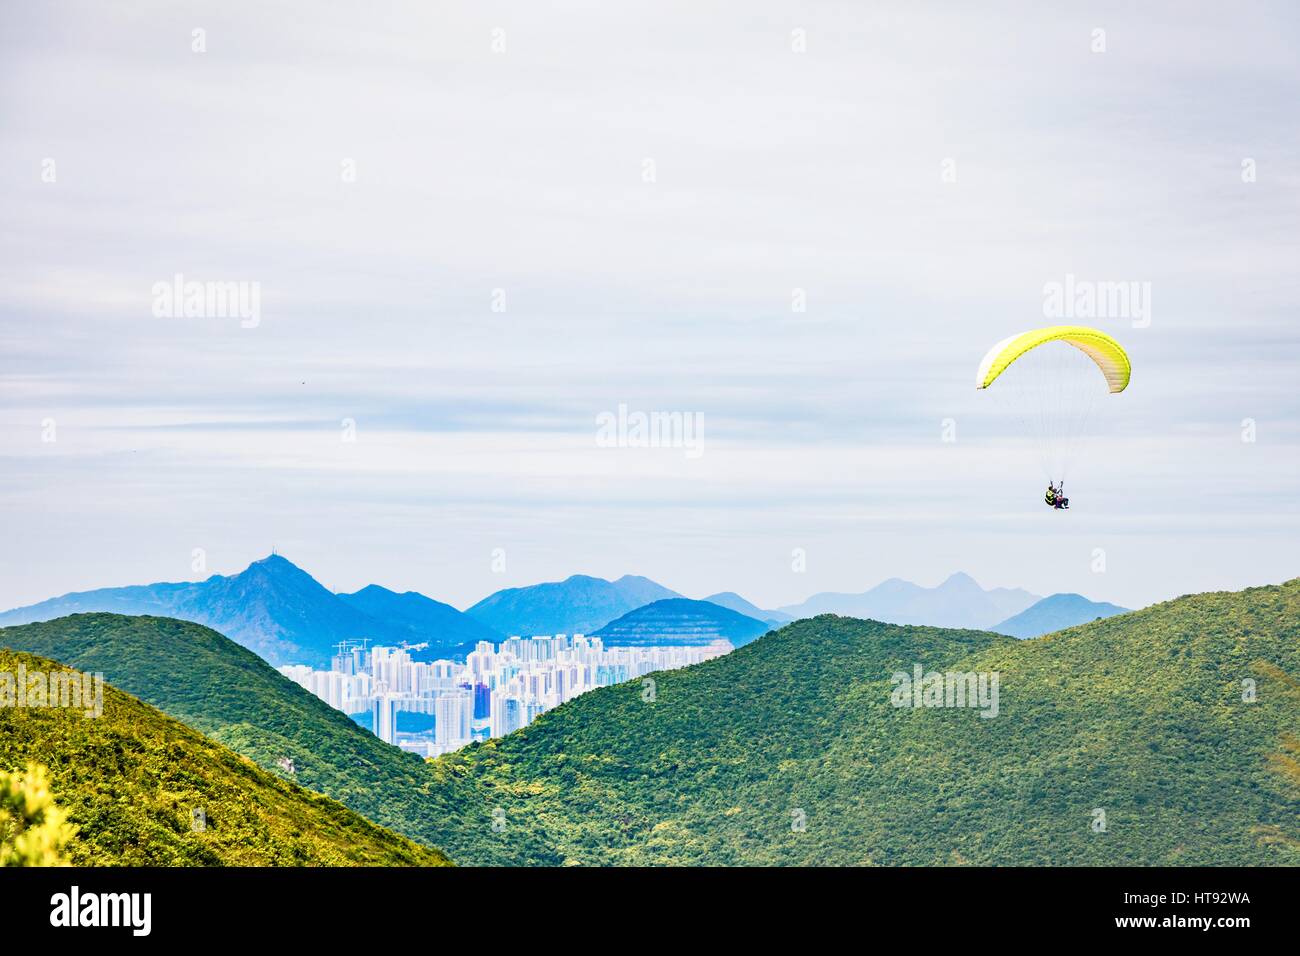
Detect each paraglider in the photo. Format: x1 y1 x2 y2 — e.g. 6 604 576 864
1045 481 1068 510
976 325 1130 508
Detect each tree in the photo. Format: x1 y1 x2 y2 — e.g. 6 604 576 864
0 763 75 866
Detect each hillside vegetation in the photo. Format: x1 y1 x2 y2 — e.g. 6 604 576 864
0 647 449 866
7 581 1297 867
422 580 1300 865
0 614 467 858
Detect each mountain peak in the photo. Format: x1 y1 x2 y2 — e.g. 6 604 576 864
993 592 1130 638
351 583 397 598
780 572 1039 628
467 573 681 636
238 553 316 581
594 597 771 648
237 554 324 592
249 553 303 572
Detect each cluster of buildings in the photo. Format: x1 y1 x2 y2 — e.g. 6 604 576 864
278 634 730 757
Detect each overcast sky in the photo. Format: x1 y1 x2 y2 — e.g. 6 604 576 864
2 1 1297 613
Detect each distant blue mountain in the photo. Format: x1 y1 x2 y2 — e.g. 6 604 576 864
992 593 1130 638
594 598 772 648
466 574 681 636
338 582 499 650
0 555 485 667
703 592 792 626
780 572 1038 630
336 584 504 652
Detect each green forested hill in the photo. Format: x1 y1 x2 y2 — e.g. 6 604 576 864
0 614 458 856
6 582 1298 867
421 580 1300 865
0 647 449 866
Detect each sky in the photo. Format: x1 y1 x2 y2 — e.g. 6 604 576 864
1 1 1297 613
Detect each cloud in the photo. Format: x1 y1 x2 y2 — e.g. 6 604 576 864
0 1 1297 610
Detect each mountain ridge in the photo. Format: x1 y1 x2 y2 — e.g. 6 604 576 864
336 584 503 654
0 555 489 667
421 577 1300 865
703 591 793 625
780 571 1039 629
466 573 682 636
5 578 1296 866
993 592 1130 638
594 598 772 648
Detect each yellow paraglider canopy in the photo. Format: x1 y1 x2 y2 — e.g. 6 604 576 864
976 325 1130 393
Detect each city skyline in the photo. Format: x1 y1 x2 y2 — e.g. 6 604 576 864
280 632 731 757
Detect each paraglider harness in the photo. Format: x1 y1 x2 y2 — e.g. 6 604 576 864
1045 482 1069 510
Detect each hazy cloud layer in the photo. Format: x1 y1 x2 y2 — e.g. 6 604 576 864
2 1 1297 611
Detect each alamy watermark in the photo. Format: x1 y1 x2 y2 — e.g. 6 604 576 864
596 403 704 459
49 886 151 936
890 664 999 718
151 273 261 328
0 664 104 718
1043 273 1150 328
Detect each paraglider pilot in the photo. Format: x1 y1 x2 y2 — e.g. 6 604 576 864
1045 482 1068 510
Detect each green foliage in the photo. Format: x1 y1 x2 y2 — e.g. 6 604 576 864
6 581 1298 867
418 581 1300 865
0 763 75 866
0 647 449 866
0 614 455 858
